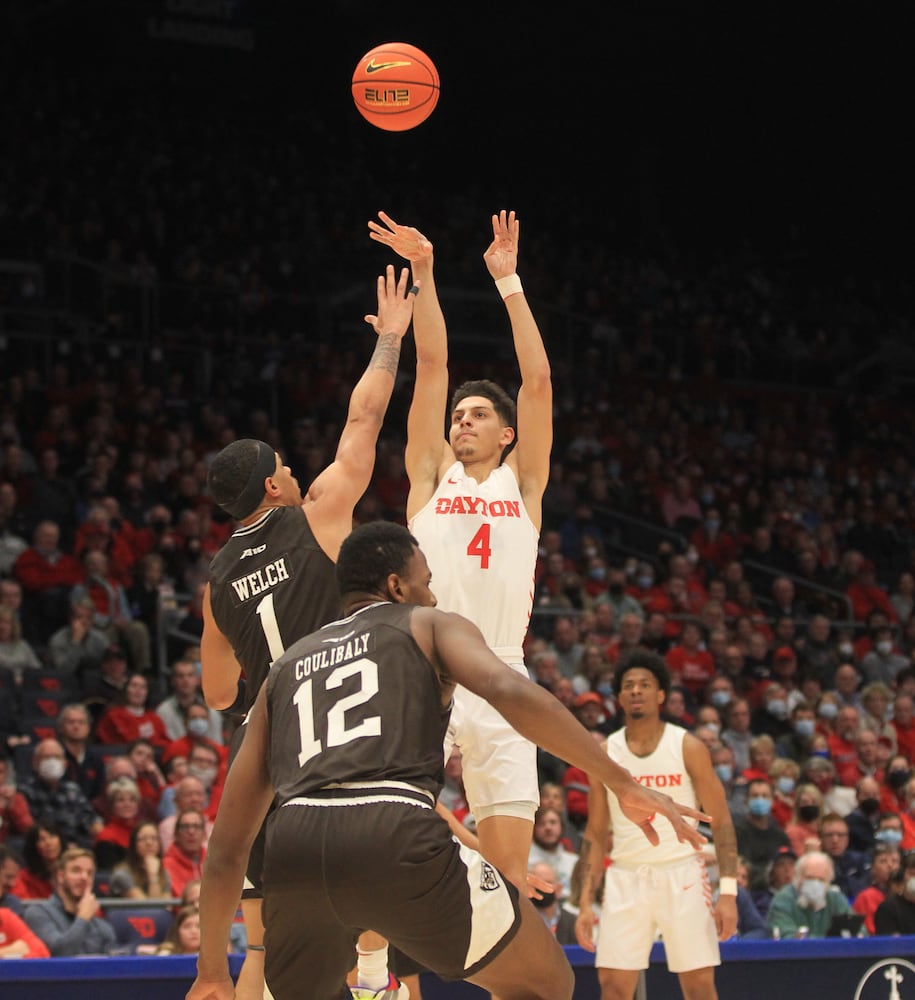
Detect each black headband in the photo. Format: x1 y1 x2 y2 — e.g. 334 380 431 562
221 441 277 520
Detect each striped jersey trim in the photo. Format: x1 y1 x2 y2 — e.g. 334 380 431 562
230 507 278 536
283 780 435 809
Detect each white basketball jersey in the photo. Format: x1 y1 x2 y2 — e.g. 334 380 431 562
409 461 538 660
605 722 698 867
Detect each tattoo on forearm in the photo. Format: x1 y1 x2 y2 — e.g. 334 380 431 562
368 333 402 375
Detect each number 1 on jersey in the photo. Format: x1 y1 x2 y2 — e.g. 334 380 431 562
255 592 285 663
467 522 492 569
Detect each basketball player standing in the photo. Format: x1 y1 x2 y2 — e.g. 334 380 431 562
369 209 550 898
575 650 738 1000
201 265 417 1000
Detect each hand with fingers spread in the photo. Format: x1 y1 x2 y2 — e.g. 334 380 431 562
363 265 419 339
368 211 434 263
616 781 710 851
482 209 520 280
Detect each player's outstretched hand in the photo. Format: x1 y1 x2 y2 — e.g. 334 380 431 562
364 265 418 338
186 972 235 1000
616 783 710 850
483 209 519 280
368 211 433 262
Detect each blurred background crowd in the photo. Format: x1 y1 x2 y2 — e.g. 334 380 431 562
2 0 915 959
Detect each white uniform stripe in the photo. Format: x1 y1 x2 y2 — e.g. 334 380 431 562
283 795 432 809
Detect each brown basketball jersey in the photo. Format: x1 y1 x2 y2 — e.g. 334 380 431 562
208 506 340 713
266 602 450 802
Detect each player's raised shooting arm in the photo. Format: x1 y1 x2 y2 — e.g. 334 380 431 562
368 211 450 515
404 250 452 512
200 584 243 710
483 211 552 508
195 683 273 982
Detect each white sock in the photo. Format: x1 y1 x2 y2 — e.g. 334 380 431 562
356 945 389 991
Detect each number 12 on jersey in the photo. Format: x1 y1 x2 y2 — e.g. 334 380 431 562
293 659 381 766
466 523 492 569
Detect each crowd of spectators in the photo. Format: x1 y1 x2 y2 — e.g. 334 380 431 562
3 11 915 962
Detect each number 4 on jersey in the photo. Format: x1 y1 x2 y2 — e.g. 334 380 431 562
467 523 492 569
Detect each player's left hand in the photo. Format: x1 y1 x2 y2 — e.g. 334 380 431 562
714 893 739 941
616 783 710 850
525 871 554 900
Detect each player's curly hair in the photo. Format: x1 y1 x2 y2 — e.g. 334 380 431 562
612 648 671 698
337 521 419 597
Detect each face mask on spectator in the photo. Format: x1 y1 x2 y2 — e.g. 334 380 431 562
38 758 66 782
776 776 796 795
798 804 820 823
767 699 788 719
876 640 893 656
187 718 210 738
794 719 815 738
530 891 556 910
838 643 853 659
875 829 903 846
799 878 828 909
859 796 879 815
888 769 911 790
818 702 838 720
710 691 731 708
749 797 772 817
636 575 654 590
188 764 217 787
714 764 733 783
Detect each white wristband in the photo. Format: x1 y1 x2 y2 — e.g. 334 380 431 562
718 877 738 897
494 273 523 299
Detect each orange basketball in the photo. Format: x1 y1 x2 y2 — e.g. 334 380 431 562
351 42 440 132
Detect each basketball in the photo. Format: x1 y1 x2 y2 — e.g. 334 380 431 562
351 42 440 132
